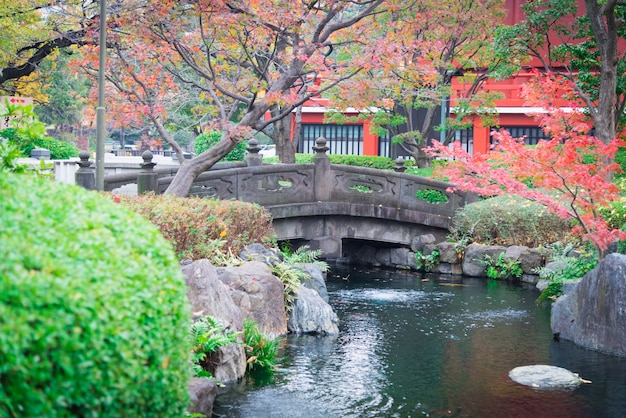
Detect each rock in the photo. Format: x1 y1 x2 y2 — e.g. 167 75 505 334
505 245 528 260
519 248 545 274
536 279 549 292
509 365 584 389
208 344 247 384
295 263 329 302
288 286 339 335
188 377 218 417
462 244 507 277
239 243 282 266
411 234 436 252
217 261 288 338
182 260 247 384
389 247 412 268
540 259 569 279
182 259 243 333
437 241 460 264
374 248 392 266
551 254 626 356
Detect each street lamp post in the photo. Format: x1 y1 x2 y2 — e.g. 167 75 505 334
95 0 107 190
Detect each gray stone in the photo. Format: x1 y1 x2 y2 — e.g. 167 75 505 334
422 243 438 256
521 274 539 284
182 259 243 333
536 279 549 292
296 263 329 302
437 241 460 264
462 244 507 277
411 234 436 252
551 254 626 356
239 243 282 266
389 247 412 268
519 248 545 274
505 245 529 260
188 377 218 416
217 261 288 338
509 365 583 389
209 344 247 384
374 248 392 266
288 286 339 335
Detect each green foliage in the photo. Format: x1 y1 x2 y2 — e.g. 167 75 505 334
272 245 329 311
477 253 523 280
194 131 246 161
264 153 396 170
279 244 329 273
350 184 373 193
117 194 275 261
22 136 79 159
0 173 191 417
415 189 448 203
243 318 281 372
535 243 598 302
0 141 28 173
449 195 573 247
415 247 440 272
191 316 241 379
0 102 79 159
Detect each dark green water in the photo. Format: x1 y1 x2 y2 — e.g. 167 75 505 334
213 267 626 418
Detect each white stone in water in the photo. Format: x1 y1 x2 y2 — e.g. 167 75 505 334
509 365 585 390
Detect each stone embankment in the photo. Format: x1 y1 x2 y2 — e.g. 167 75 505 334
343 233 545 282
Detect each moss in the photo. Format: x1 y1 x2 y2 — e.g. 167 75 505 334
0 173 191 417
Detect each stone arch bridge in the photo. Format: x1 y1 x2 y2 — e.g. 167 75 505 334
103 140 475 259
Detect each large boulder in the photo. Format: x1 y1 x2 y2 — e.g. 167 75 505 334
551 254 626 356
462 244 507 277
295 263 330 302
182 259 243 332
181 260 247 384
216 261 288 337
188 377 218 417
288 286 340 335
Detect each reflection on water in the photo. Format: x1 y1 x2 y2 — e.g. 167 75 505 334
213 267 626 418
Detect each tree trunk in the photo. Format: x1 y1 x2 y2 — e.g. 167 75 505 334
165 137 239 196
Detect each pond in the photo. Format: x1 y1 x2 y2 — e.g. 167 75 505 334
213 266 626 417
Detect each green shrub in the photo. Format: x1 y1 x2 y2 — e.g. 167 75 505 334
264 153 396 169
415 189 448 203
0 173 191 417
415 247 440 272
243 319 281 372
448 195 573 247
535 243 598 302
477 253 523 280
191 316 241 379
23 137 80 160
117 194 275 261
194 131 246 161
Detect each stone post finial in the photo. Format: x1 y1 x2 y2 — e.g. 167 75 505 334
312 137 329 155
394 157 407 172
75 150 95 190
245 138 263 167
138 150 158 194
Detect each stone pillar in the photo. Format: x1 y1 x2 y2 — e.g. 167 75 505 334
393 157 407 172
245 138 263 167
137 151 159 195
75 150 95 190
312 137 331 202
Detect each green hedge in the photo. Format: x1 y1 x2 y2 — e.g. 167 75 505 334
194 131 246 161
0 173 191 417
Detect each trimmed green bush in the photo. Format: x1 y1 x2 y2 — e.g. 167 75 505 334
264 153 396 169
0 173 191 417
117 194 275 261
449 195 573 247
194 131 246 161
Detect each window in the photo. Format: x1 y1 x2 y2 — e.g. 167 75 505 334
492 126 549 145
299 124 363 155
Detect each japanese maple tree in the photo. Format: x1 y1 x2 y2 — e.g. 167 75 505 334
326 0 509 166
426 72 626 252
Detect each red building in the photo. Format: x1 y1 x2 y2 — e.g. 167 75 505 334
293 0 585 157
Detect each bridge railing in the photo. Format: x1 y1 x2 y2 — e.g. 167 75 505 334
98 137 474 227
